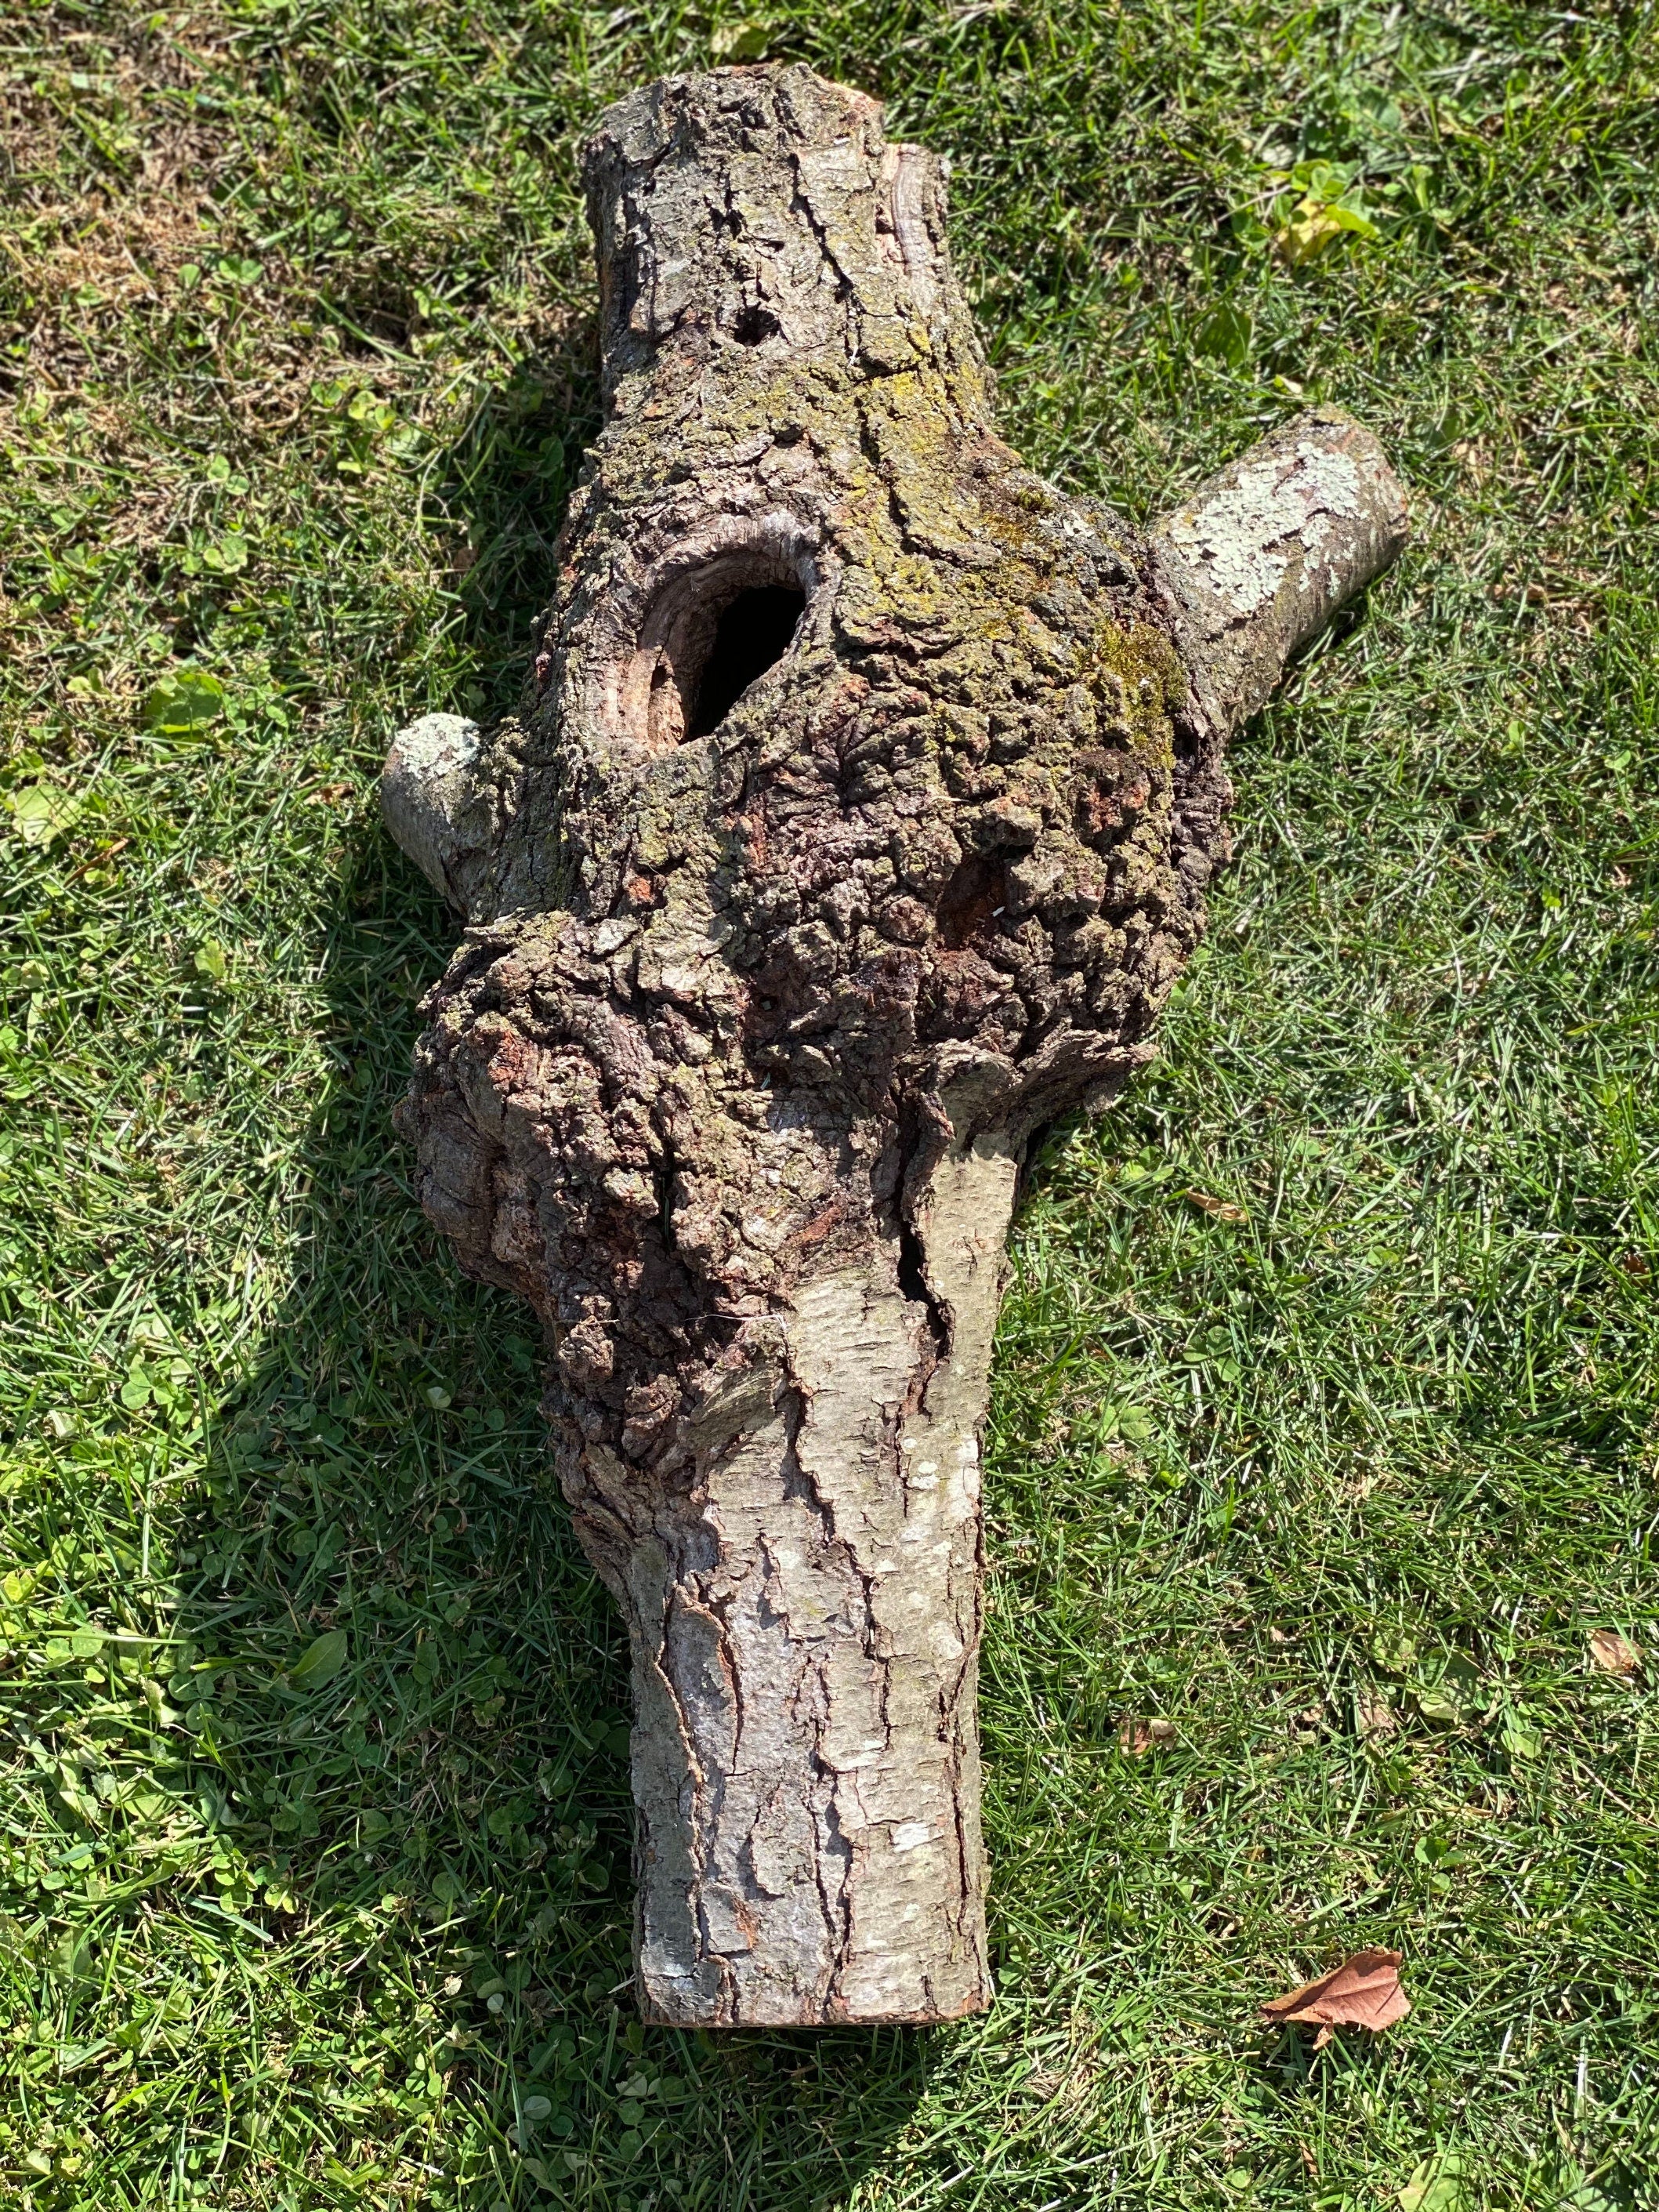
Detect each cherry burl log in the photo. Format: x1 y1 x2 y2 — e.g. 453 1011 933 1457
382 63 1407 2029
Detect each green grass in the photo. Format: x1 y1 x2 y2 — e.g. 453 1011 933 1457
2 0 1657 2205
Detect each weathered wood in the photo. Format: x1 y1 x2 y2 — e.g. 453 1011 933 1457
381 62 1407 2028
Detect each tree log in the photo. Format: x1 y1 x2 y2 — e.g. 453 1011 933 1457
381 62 1407 2028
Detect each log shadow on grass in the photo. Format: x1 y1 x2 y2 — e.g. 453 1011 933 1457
427 325 603 708
152 354 930 2207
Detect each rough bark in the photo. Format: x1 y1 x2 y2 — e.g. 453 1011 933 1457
381 62 1408 2028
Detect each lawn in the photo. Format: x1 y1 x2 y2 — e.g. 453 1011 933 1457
2 1 1657 2206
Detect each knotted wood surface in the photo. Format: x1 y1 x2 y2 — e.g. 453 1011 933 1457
382 62 1407 2027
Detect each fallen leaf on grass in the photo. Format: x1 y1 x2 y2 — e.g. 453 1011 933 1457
1118 1716 1175 1754
6 779 82 848
1184 1188 1248 1222
1588 1628 1641 1679
1260 1947 1410 2050
1500 1710 1541 1760
1399 2152 1467 2212
1413 1684 1465 1725
1273 194 1381 268
1355 1692 1396 1739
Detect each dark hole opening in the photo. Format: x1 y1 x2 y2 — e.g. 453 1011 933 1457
934 851 1006 949
732 304 780 346
688 585 805 737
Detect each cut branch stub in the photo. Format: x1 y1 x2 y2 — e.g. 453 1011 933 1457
381 63 1408 2029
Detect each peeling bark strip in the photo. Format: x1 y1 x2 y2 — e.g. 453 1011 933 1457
381 63 1407 2028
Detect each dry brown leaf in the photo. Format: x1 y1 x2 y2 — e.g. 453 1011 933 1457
1259 1948 1411 2051
1117 1716 1175 1755
1355 1692 1397 1739
1185 1188 1248 1223
1588 1628 1641 1679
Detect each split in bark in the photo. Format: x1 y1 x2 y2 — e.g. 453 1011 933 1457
381 62 1408 2028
